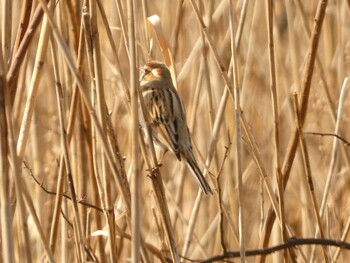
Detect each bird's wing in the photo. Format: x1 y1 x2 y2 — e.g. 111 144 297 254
146 88 181 160
152 122 181 160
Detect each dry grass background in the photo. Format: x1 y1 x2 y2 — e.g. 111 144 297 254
1 0 350 262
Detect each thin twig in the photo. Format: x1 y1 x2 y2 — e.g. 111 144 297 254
197 238 350 263
23 161 103 212
303 132 350 146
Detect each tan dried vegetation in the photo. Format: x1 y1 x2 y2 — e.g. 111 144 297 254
0 0 350 262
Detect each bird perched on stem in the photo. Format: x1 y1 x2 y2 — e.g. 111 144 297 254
139 61 213 195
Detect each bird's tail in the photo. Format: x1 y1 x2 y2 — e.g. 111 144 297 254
185 150 213 195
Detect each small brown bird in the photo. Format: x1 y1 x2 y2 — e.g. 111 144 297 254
139 61 213 194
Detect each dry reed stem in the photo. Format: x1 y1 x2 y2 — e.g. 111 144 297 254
38 0 132 214
16 0 53 159
7 4 44 102
3 42 44 263
175 0 229 84
266 0 289 261
109 225 168 263
189 214 221 259
284 0 299 88
311 78 350 261
0 44 15 263
196 2 216 169
139 103 179 262
82 3 107 260
182 2 239 258
181 3 272 260
216 142 231 253
333 194 350 261
139 14 180 262
294 0 350 174
90 0 118 261
182 190 204 258
296 2 349 260
319 78 349 217
1 0 12 64
241 0 261 95
258 2 329 262
2 1 350 262
188 0 234 101
50 28 85 263
96 0 129 99
241 117 282 227
241 114 306 261
35 4 141 259
234 0 248 53
171 0 184 59
6 2 56 262
200 237 350 262
48 24 83 254
114 0 130 59
229 0 245 262
11 0 33 65
147 15 177 88
5 113 32 262
126 0 142 262
20 180 56 262
293 92 329 262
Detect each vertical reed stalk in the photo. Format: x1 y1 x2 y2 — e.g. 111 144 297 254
258 1 329 262
0 41 15 263
1 0 12 64
90 0 118 261
229 1 245 261
127 0 141 262
16 0 54 158
266 0 289 261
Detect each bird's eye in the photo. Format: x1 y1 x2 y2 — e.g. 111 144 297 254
141 67 150 76
141 67 150 73
140 67 151 81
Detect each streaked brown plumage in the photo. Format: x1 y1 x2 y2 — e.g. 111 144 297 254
140 61 213 194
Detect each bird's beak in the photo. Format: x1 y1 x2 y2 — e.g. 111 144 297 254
139 67 145 82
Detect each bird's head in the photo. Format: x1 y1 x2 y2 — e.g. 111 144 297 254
139 62 172 84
